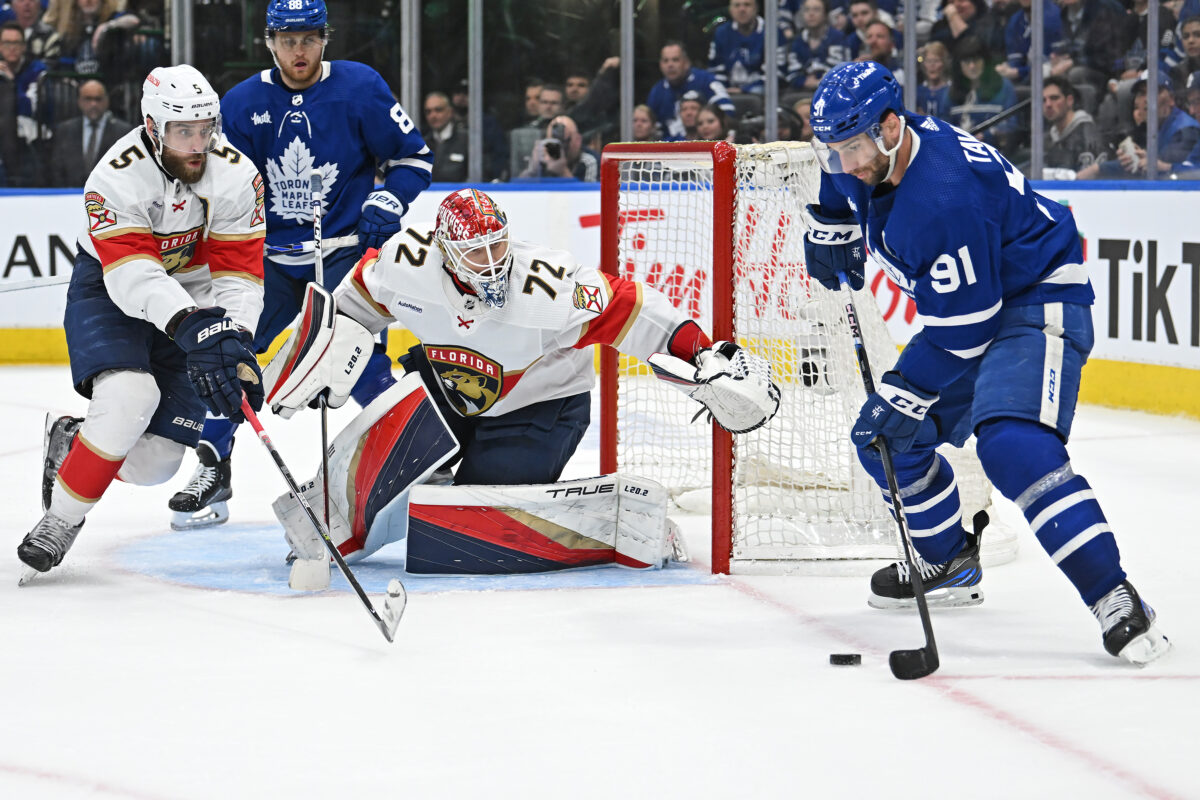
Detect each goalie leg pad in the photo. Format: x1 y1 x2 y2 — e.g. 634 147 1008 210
272 373 459 562
406 475 677 574
262 282 375 419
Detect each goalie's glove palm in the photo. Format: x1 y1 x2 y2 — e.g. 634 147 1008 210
174 307 263 423
690 341 781 434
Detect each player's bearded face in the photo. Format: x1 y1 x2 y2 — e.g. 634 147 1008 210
272 30 324 86
830 132 890 185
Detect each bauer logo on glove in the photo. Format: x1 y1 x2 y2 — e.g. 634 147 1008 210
647 341 781 434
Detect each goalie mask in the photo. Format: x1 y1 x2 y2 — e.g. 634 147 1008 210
140 65 222 155
434 188 514 309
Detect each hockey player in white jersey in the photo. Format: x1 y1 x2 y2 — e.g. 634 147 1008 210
17 65 266 584
262 188 779 581
803 61 1169 664
167 0 434 530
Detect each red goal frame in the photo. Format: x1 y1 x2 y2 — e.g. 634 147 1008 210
598 142 738 574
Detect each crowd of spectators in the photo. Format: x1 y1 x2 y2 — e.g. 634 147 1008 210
0 0 161 187
4 0 1200 186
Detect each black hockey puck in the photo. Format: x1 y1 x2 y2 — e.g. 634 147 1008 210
829 653 862 666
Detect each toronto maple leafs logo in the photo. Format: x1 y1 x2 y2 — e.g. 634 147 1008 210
265 137 340 223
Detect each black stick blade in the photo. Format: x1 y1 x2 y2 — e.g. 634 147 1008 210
890 647 940 680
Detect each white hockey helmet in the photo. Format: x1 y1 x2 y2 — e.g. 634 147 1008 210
434 188 514 309
140 65 222 154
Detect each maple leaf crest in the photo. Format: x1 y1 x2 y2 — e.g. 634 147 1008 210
265 137 340 223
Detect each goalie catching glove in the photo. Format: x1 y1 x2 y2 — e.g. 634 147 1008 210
262 283 376 418
648 341 781 434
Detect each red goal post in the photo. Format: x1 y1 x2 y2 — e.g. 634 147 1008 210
597 140 1016 575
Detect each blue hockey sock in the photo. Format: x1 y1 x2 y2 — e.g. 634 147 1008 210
199 416 237 460
858 448 965 564
350 345 397 408
977 418 1124 605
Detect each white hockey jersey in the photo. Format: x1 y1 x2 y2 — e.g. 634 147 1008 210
333 224 708 418
79 127 267 333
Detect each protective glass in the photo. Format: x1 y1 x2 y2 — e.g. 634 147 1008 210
162 117 221 154
439 227 513 309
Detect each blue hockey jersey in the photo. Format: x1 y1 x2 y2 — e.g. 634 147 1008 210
818 113 1091 392
220 61 433 263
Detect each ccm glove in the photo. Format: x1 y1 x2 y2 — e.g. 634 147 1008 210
801 204 866 291
173 307 263 423
358 190 407 254
851 371 939 453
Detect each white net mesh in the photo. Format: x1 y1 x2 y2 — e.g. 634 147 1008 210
605 142 1016 572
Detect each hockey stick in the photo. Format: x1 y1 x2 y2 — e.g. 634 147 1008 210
240 396 406 642
309 170 335 559
0 275 72 293
836 272 939 680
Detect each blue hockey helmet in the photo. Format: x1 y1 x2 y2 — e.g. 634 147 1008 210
265 0 328 33
810 61 903 144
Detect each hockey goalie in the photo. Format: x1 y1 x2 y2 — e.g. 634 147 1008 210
264 188 781 588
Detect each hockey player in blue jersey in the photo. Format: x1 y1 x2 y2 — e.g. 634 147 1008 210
802 61 1170 665
167 0 434 529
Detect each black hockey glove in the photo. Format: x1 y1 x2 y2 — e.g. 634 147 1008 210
801 204 866 291
173 307 263 423
852 371 939 453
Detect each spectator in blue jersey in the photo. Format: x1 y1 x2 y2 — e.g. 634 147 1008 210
916 41 953 118
167 0 434 531
857 19 906 86
0 20 43 185
803 61 1170 666
707 0 787 95
949 35 1017 146
518 114 598 181
786 0 849 92
1078 73 1200 177
995 0 1064 84
647 40 736 141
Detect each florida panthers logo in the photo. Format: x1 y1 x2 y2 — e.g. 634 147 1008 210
157 225 204 275
425 345 503 416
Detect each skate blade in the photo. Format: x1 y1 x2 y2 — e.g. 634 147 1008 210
1118 626 1172 666
869 585 984 610
18 566 41 587
170 502 230 531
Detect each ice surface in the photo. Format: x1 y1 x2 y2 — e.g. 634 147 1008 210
1 366 1196 799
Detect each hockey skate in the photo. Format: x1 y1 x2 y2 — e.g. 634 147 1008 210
1090 581 1171 666
868 511 987 610
42 414 82 512
169 442 232 530
18 513 85 585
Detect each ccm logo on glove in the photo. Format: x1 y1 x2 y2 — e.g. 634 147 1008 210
195 318 238 343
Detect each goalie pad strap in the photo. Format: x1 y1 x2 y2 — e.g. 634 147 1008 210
406 474 672 574
262 283 375 419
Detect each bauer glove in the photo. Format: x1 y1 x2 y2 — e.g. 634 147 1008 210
173 307 263 423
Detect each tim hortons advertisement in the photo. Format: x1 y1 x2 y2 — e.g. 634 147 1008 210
1 187 1198 371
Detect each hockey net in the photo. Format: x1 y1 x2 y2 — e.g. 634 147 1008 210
598 141 1017 575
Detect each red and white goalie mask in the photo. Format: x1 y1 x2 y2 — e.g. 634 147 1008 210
434 188 513 309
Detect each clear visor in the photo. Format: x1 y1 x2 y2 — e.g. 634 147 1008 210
162 117 221 154
811 126 886 174
439 227 513 308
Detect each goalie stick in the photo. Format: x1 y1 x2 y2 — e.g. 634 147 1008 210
310 170 335 558
837 271 939 681
240 396 406 643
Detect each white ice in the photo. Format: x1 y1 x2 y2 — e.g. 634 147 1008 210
0 365 1197 800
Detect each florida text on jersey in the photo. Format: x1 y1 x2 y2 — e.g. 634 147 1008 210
333 225 706 418
80 127 266 333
